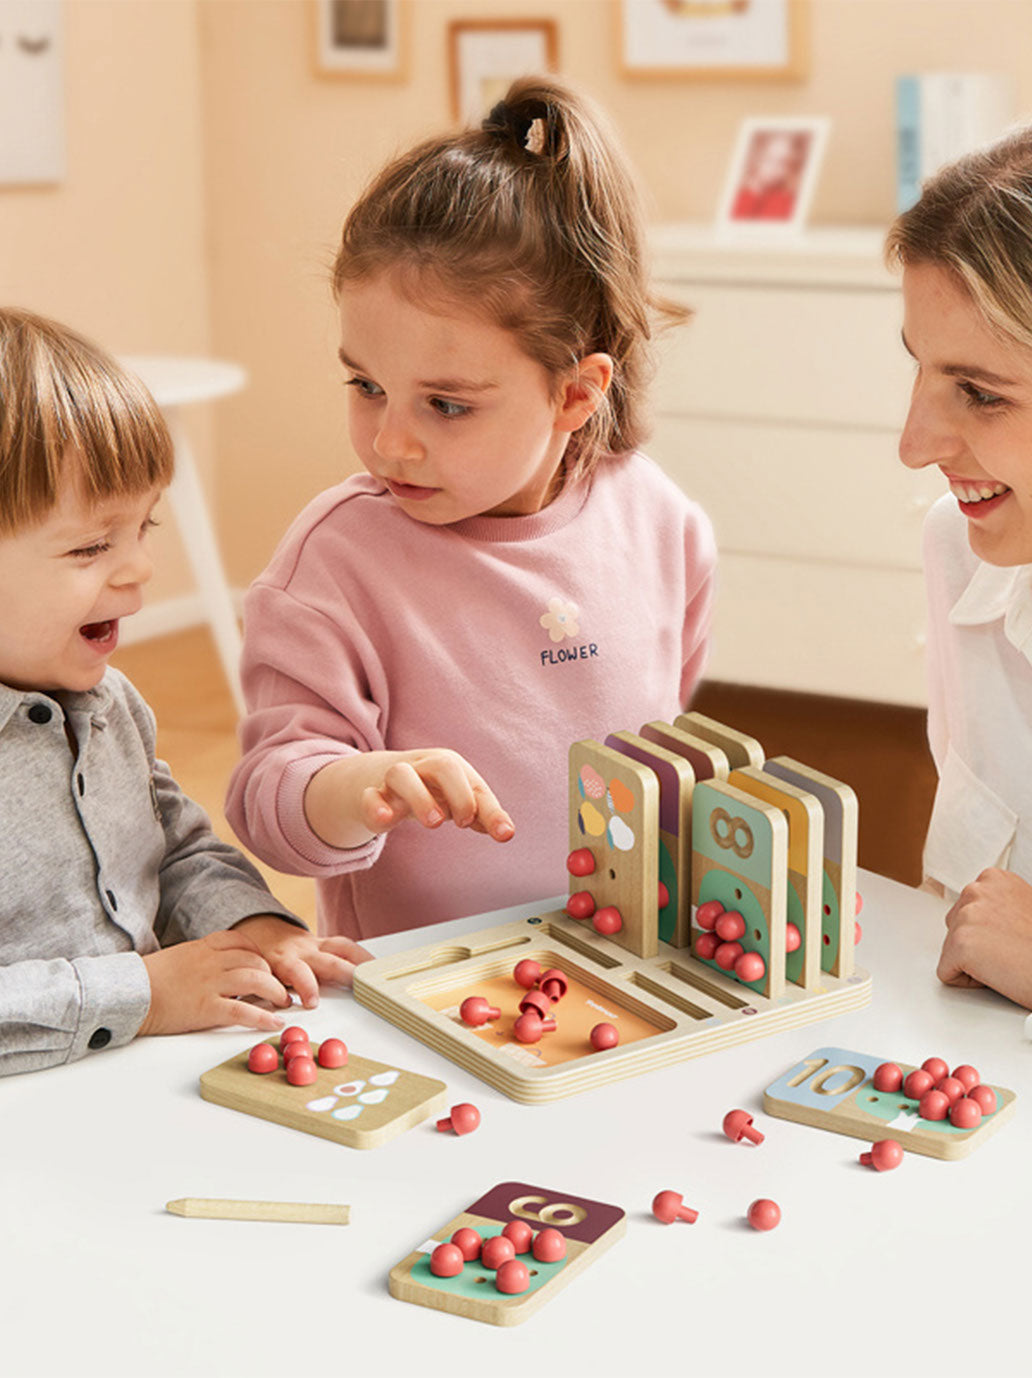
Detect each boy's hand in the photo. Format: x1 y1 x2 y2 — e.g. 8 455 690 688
232 915 374 1009
938 867 1032 1008
139 929 290 1036
304 748 516 850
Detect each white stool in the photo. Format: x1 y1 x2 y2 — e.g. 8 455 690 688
120 356 248 717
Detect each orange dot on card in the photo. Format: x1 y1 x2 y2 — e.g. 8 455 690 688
608 778 635 813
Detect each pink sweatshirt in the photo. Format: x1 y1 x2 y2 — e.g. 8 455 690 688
227 452 716 941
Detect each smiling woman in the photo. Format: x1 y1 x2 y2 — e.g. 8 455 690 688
887 125 1032 1008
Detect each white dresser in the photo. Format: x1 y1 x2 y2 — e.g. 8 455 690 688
647 224 943 707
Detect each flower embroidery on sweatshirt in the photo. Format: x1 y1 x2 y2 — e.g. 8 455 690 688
539 597 580 643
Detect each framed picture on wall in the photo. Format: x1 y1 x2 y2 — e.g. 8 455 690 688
716 116 829 233
618 0 808 81
448 19 559 123
314 0 406 78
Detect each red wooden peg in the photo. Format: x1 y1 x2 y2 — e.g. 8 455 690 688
538 968 568 1002
430 1243 464 1277
436 1102 481 1135
566 847 596 877
316 1037 348 1069
746 1199 781 1231
872 1062 903 1093
501 1220 534 1254
459 996 501 1027
785 922 801 953
593 906 623 936
513 959 542 989
859 1139 904 1171
590 1022 619 1051
247 1043 279 1074
657 882 670 908
513 1011 556 1042
481 1236 516 1271
565 891 596 921
715 910 746 942
518 990 552 1021
450 1227 482 1261
722 1108 765 1145
495 1259 531 1295
651 1190 698 1224
695 899 724 930
532 1228 567 1262
734 951 766 983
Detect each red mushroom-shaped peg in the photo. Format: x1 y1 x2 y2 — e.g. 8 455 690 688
723 1108 765 1145
495 1259 531 1295
566 847 596 877
747 1199 781 1231
459 996 501 1027
715 910 746 942
430 1243 465 1277
734 951 766 983
651 1190 698 1225
480 1235 517 1271
247 1043 279 1074
316 1037 348 1069
513 958 542 989
436 1102 481 1135
513 1011 556 1042
921 1056 949 1083
859 1139 904 1171
695 932 720 961
450 1227 482 1261
785 922 801 953
281 1039 309 1065
657 882 670 908
968 1084 997 1115
593 906 623 936
872 1062 903 1093
855 890 863 916
949 1096 983 1130
518 990 552 1021
501 1220 534 1254
565 891 596 921
695 899 725 930
280 1026 308 1048
285 1055 317 1086
918 1089 949 1122
952 1064 980 1092
903 1068 935 1101
532 1228 567 1263
936 1076 965 1105
538 968 568 1002
590 1022 619 1051
714 941 744 970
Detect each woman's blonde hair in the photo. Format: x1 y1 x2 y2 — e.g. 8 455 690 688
0 307 173 534
332 75 686 480
886 125 1032 351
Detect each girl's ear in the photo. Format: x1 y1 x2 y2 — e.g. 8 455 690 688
555 353 614 433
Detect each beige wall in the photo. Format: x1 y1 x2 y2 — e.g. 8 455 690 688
6 1 1032 603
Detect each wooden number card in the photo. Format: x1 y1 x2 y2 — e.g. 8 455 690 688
389 1181 626 1325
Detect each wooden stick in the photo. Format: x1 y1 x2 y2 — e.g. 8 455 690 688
166 1198 350 1225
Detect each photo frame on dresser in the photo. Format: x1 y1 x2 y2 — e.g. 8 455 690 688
716 115 829 233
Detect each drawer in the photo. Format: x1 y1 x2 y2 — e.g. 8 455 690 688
706 555 928 707
647 416 943 571
653 283 912 430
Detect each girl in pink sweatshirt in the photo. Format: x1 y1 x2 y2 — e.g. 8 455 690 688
227 77 716 941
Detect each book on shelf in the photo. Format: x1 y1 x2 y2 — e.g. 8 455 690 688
896 73 1015 212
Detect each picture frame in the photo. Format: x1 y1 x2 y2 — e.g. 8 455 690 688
313 0 406 80
715 116 829 234
448 19 559 124
618 0 808 82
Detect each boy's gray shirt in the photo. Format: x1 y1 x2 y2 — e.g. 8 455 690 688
0 667 297 1075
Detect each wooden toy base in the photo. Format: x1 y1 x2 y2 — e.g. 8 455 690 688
389 1181 626 1326
353 909 872 1104
763 1046 1017 1160
200 1041 447 1149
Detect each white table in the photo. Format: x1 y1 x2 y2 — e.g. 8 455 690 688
121 356 248 717
3 872 1029 1378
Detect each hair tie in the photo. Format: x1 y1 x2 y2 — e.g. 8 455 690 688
482 101 538 153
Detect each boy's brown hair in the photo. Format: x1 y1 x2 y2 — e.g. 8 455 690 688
0 307 174 534
333 75 688 481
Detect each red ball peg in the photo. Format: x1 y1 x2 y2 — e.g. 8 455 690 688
532 1228 567 1263
513 1011 556 1042
538 968 568 1002
921 1056 949 1083
854 921 863 944
513 958 542 989
281 1026 308 1048
590 1022 619 1051
859 1139 903 1171
451 1227 482 1261
247 1042 279 1074
715 910 746 942
872 1062 903 1093
593 906 623 936
566 847 596 877
460 996 501 1027
495 1259 531 1294
723 1108 765 1145
903 1069 934 1100
481 1235 517 1271
518 990 552 1020
747 1199 781 1232
936 1076 965 1105
436 1102 481 1135
316 1037 348 1069
281 1040 309 1064
695 932 720 960
950 1096 983 1130
714 941 744 970
855 891 864 916
968 1084 997 1115
651 1190 698 1224
566 891 596 921
951 1064 980 1092
734 951 766 983
501 1220 534 1254
657 882 670 908
785 922 801 953
918 1089 949 1122
430 1243 464 1277
696 899 725 930
285 1055 317 1086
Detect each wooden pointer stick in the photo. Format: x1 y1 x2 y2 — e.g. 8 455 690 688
166 1198 350 1225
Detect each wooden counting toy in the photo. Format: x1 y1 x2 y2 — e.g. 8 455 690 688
200 1035 447 1150
763 1046 1017 1160
389 1181 626 1326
